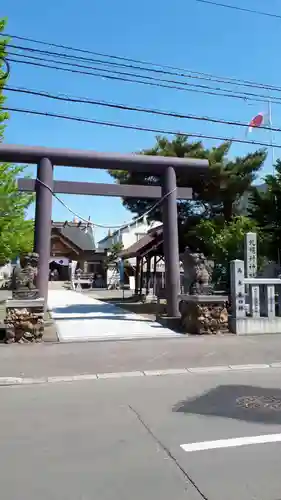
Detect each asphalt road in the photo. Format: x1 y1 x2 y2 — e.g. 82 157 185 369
2 369 281 499
2 334 281 378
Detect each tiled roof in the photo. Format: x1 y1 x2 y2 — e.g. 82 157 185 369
52 222 96 251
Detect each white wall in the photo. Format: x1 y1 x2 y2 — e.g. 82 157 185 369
98 220 163 287
98 220 161 251
0 262 13 279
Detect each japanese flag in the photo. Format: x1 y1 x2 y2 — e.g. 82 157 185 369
248 112 269 133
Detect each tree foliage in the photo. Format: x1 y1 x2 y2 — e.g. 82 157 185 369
190 216 257 263
104 242 124 267
110 135 266 222
109 134 267 266
0 19 9 142
0 19 34 264
249 159 281 262
110 135 204 222
0 164 34 264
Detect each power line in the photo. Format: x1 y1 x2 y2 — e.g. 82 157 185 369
5 34 281 139
195 0 281 20
7 56 250 101
7 42 281 94
9 55 209 93
1 32 184 70
9 51 213 89
8 42 281 96
2 32 281 95
5 85 281 133
9 43 217 81
7 45 281 103
5 38 281 140
3 105 281 149
7 55 280 105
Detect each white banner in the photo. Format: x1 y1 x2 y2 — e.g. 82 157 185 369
69 261 78 279
49 258 69 266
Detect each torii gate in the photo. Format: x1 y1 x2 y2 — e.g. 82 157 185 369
0 144 208 317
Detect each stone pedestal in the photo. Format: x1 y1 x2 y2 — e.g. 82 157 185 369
4 299 45 343
179 295 229 335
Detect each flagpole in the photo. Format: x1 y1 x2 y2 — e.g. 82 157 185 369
267 99 280 265
268 99 275 174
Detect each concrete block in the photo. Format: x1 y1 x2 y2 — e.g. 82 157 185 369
231 317 281 335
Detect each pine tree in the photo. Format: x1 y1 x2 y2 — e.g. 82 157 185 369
109 134 267 255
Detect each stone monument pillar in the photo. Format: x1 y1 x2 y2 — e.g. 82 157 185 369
244 232 257 279
230 259 246 319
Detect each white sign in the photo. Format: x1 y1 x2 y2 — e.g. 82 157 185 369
244 232 257 278
266 285 275 318
230 259 245 318
250 285 260 317
69 261 78 279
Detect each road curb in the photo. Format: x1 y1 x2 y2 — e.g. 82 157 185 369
0 362 280 386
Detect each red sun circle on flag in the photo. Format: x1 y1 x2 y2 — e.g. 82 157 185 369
249 113 264 128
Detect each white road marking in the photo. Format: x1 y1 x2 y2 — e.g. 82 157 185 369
181 434 281 452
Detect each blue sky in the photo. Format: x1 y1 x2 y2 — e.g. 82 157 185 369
2 0 281 241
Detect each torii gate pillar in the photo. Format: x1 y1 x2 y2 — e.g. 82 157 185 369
162 166 180 317
34 158 53 300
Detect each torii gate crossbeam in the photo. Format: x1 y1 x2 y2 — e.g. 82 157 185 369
0 144 209 318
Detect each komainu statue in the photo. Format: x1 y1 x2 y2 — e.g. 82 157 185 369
5 253 44 343
11 253 39 300
181 247 214 295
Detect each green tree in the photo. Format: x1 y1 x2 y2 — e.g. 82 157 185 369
191 216 260 287
109 134 267 257
0 19 34 264
0 19 9 142
105 242 124 266
0 164 34 264
191 216 257 263
249 159 281 262
110 135 205 222
188 142 267 222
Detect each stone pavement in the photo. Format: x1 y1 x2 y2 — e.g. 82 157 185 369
1 334 281 379
2 369 281 499
48 289 179 341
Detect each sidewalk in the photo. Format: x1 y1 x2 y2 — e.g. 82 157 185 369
0 334 281 378
48 289 179 341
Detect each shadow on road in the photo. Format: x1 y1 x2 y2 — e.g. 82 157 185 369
173 385 281 425
52 303 154 322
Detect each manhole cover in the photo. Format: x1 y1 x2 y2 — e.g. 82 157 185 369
236 396 281 410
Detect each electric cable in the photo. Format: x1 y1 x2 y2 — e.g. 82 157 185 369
4 85 281 133
7 55 280 105
195 0 281 20
6 42 281 94
3 105 281 149
4 35 281 97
